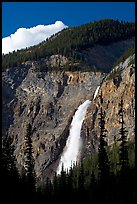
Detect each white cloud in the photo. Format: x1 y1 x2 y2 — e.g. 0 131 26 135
2 21 68 55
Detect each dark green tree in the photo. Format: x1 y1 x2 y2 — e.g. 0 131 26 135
109 135 119 175
1 134 18 177
77 161 85 202
1 134 20 202
98 92 110 202
66 164 74 199
118 98 129 174
23 123 36 195
98 92 110 182
118 98 130 202
88 171 97 203
44 177 53 202
78 161 85 193
52 172 59 200
59 164 67 194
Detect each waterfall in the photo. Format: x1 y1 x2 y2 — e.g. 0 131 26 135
93 85 100 100
57 100 91 174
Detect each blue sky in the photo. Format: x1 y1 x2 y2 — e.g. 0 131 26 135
2 2 135 38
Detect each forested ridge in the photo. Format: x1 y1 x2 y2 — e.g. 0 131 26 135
2 19 135 71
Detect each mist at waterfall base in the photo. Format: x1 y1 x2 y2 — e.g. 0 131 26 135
57 100 91 175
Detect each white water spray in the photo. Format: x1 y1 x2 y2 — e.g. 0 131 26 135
93 86 100 100
57 100 91 174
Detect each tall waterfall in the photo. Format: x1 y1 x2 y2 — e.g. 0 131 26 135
57 100 91 174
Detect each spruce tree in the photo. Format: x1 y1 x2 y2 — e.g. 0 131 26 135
23 123 36 195
118 98 130 202
44 177 53 202
98 91 110 202
118 98 129 175
67 164 74 199
98 92 110 183
77 161 85 202
2 134 18 177
110 135 119 175
52 172 59 200
1 134 19 202
59 164 67 194
78 161 84 193
88 171 97 203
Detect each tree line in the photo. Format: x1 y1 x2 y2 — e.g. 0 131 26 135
2 19 135 71
1 95 135 203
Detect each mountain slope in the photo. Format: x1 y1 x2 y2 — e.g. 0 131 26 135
2 19 135 72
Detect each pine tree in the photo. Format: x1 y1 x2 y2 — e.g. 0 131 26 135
44 177 53 202
78 161 84 193
98 91 110 202
110 135 119 175
77 161 85 202
67 164 74 198
118 98 129 175
59 164 67 194
2 134 18 176
118 98 130 202
52 172 58 199
88 171 97 203
23 123 36 195
98 92 110 183
1 134 20 202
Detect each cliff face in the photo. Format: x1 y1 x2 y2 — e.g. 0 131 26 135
82 54 135 157
2 62 103 178
2 53 135 181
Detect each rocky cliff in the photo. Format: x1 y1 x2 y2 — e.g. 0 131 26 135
81 54 135 158
2 52 135 181
2 60 104 178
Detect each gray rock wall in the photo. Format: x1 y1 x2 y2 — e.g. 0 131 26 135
2 63 103 179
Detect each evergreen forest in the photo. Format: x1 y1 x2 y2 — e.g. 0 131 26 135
2 19 135 72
